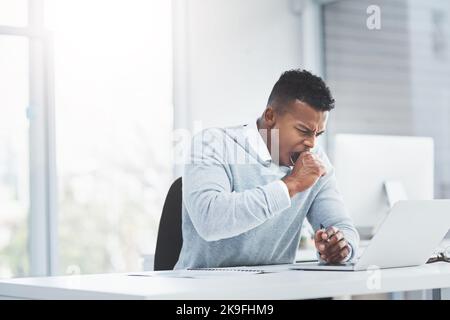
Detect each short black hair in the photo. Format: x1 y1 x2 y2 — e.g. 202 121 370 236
267 69 335 113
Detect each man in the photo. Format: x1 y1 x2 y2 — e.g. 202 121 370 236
174 69 359 269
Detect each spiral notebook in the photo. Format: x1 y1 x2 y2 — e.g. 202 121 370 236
128 268 264 279
127 264 298 279
187 267 265 273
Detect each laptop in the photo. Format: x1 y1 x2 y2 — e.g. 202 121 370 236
292 200 450 271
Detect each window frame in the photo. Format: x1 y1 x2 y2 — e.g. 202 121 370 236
0 0 58 277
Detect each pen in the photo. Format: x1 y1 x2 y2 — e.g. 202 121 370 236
320 224 330 242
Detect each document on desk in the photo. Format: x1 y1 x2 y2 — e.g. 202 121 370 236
128 269 263 279
128 264 295 279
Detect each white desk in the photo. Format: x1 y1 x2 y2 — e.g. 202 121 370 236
0 262 450 300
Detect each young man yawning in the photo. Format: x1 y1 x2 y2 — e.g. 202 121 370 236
175 69 359 269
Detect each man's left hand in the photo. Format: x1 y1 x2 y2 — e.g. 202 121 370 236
314 226 350 263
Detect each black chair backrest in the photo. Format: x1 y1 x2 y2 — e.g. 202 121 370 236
154 177 183 271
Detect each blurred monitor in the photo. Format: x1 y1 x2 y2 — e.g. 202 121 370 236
333 134 434 239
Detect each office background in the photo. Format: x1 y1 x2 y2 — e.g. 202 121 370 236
0 0 449 278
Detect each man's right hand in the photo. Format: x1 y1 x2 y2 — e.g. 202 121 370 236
281 152 327 197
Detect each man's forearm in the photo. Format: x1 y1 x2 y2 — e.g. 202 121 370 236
184 178 291 241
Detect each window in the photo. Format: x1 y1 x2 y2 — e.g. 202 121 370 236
0 36 29 277
45 0 173 274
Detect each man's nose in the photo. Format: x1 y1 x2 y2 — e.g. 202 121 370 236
304 136 316 149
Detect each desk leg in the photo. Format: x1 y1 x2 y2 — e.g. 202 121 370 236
432 289 441 300
389 291 404 300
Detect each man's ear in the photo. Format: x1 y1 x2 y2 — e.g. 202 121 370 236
264 107 277 129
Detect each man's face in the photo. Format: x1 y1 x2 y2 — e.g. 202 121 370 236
267 100 328 166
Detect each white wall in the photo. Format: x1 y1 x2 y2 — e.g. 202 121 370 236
174 0 304 130
409 0 450 198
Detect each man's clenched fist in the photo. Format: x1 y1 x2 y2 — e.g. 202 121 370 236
282 151 327 197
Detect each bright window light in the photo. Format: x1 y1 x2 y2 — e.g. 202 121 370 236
45 0 173 274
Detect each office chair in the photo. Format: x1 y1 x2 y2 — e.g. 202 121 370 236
154 177 183 271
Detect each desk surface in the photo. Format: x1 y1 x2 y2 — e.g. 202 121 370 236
1 262 450 300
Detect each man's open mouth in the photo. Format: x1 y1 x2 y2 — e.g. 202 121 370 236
289 151 301 165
